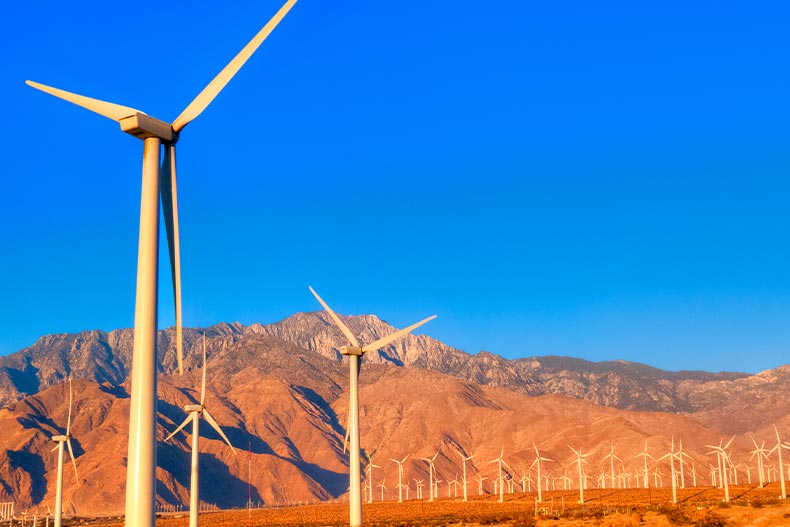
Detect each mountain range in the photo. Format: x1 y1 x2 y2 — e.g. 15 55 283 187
0 311 787 514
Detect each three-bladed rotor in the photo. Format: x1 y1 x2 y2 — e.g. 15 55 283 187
26 0 299 376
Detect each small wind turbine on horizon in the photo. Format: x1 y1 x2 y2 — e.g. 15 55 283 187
166 337 237 527
308 286 435 526
658 437 681 504
51 380 79 527
27 3 299 526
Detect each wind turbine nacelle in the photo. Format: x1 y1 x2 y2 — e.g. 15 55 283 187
52 435 68 442
339 345 363 356
183 404 203 413
120 113 174 142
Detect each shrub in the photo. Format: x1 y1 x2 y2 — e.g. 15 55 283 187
694 510 726 527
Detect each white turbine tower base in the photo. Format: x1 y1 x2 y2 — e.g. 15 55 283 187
28 4 299 527
309 287 435 527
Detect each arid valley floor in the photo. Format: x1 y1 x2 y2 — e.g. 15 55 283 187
47 483 790 526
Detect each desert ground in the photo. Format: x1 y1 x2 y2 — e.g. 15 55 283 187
39 482 790 526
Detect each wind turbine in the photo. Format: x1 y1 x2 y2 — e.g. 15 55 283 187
769 425 789 499
706 437 735 502
166 337 237 527
390 455 409 503
658 438 680 504
750 438 769 487
309 286 434 525
568 446 591 504
530 443 553 503
364 455 380 504
455 449 475 502
51 380 79 527
489 447 512 503
602 442 622 490
475 474 487 495
27 4 299 527
634 439 655 488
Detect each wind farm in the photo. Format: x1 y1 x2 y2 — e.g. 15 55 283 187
4 0 790 526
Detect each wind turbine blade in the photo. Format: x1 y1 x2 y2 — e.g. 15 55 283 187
26 80 141 122
362 315 437 353
66 440 79 484
342 427 350 455
200 336 207 405
159 143 184 375
308 286 359 347
51 444 60 453
401 454 409 464
165 415 193 442
66 379 73 436
723 436 735 450
203 409 236 455
171 0 298 132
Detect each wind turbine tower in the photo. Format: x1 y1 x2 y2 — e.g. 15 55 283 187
27 4 299 527
309 287 435 526
52 380 79 527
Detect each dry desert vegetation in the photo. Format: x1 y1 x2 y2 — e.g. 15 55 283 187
48 482 789 527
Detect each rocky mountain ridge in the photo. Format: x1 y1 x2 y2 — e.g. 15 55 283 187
0 312 762 415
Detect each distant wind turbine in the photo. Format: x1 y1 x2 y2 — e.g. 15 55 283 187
27 4 299 526
769 425 789 499
568 446 591 504
706 436 735 502
530 443 553 503
309 286 435 526
51 380 79 527
455 449 475 502
390 455 409 503
489 448 512 503
603 442 622 490
166 337 237 527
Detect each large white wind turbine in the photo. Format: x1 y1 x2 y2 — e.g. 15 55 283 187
166 337 237 527
51 380 79 527
309 286 435 526
27 4 298 527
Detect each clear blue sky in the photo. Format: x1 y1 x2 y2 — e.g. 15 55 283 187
2 0 788 373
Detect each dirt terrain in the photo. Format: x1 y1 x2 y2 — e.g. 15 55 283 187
42 482 790 526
